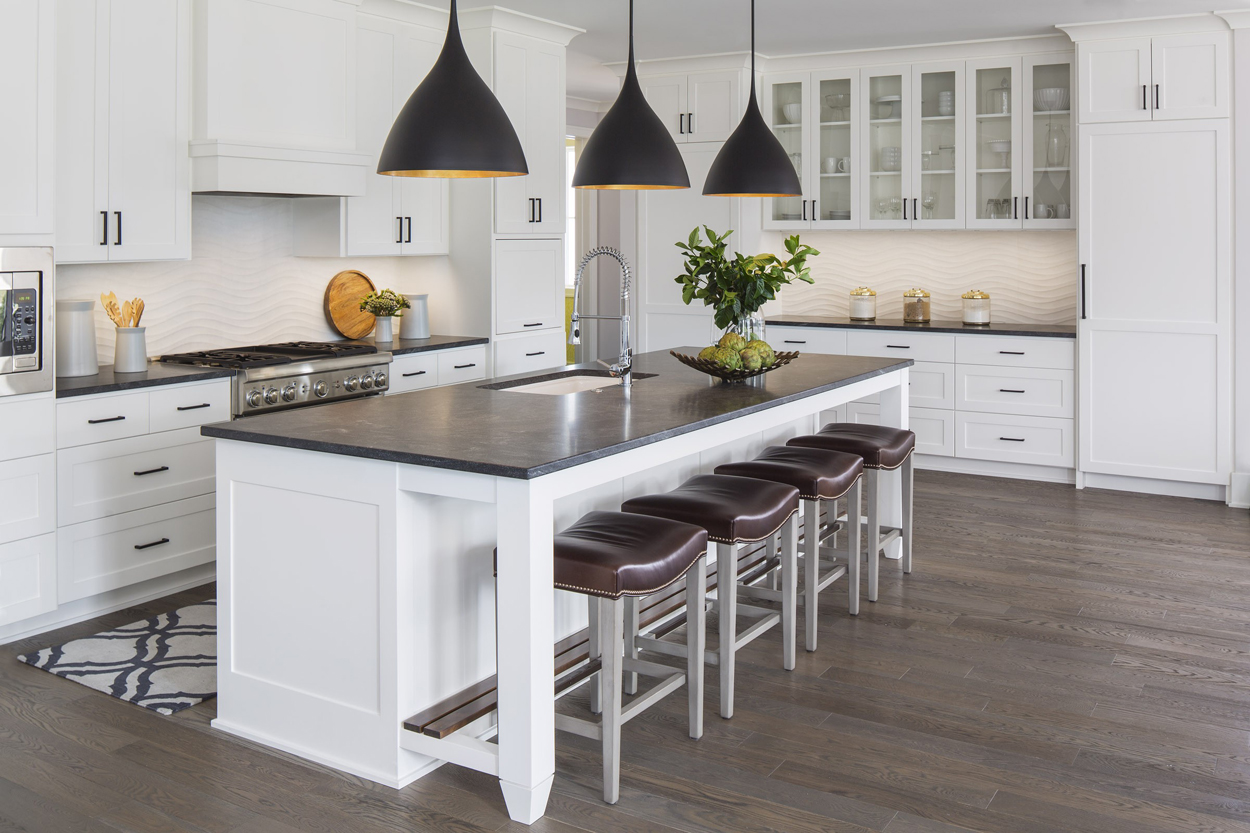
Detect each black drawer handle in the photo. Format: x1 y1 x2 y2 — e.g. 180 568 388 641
999 437 1026 443
454 363 476 369
88 416 126 425
783 340 806 344
134 538 170 551
176 403 211 412
999 351 1025 356
133 466 170 477
525 351 545 357
885 345 911 349
523 322 543 328
999 389 1026 394
402 370 428 378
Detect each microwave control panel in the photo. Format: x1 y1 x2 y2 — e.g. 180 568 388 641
11 288 38 365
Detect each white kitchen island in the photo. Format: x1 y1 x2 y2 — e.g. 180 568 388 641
202 349 910 824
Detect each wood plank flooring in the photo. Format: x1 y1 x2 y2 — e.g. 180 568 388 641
2 471 1248 832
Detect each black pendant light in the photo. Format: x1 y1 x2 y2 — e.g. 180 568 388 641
573 0 689 190
703 0 801 197
377 0 527 178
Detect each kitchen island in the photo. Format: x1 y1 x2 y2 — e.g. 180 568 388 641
201 348 911 824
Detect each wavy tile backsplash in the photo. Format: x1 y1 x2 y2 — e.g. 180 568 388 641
765 230 1077 323
56 196 456 358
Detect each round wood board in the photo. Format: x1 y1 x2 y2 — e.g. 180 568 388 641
324 270 377 339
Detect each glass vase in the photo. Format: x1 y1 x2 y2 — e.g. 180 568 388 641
1046 123 1069 168
723 312 765 344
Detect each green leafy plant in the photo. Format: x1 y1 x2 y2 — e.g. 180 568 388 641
675 227 819 331
359 289 410 318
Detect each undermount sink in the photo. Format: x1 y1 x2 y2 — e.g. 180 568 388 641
483 370 655 396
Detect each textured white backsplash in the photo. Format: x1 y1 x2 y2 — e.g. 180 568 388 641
767 230 1077 323
56 196 456 359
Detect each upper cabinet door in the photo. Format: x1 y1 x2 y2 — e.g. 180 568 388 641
686 71 740 143
55 1 110 261
761 73 810 230
966 58 1023 230
395 23 449 254
642 74 687 143
1078 38 1152 124
861 66 912 229
911 62 963 229
0 0 54 241
106 0 190 261
811 70 859 229
1023 54 1074 229
347 18 402 257
1152 33 1229 121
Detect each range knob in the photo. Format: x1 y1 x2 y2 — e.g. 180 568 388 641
313 380 329 398
344 376 359 392
264 387 280 405
360 374 374 390
374 371 388 389
281 383 298 402
246 389 263 408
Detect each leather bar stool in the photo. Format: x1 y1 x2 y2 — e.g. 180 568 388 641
552 511 708 805
716 446 864 650
788 424 915 603
622 474 800 719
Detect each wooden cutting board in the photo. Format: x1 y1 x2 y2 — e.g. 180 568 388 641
324 270 377 339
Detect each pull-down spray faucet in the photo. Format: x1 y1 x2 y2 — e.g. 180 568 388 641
568 247 633 387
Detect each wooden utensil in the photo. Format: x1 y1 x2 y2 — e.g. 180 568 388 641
122 300 133 328
101 292 123 328
324 270 377 339
133 299 144 327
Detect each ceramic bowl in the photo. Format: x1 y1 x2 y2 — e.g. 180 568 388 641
782 103 803 123
1033 87 1070 112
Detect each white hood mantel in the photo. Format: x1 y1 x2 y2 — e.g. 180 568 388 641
190 140 372 198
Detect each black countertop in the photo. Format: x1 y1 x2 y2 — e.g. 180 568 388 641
364 334 489 356
201 349 912 479
56 363 236 399
767 316 1076 339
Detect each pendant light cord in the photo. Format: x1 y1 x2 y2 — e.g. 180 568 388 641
749 0 757 99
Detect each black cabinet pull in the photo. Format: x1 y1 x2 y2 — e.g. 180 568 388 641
396 217 403 243
913 198 918 220
1155 84 1160 110
1024 196 1029 219
527 199 534 222
783 339 806 344
525 351 545 357
522 322 543 328
802 200 808 221
1143 84 1148 110
1013 196 1018 220
402 370 427 378
903 198 907 220
688 112 694 133
885 344 910 349
405 216 412 243
114 211 122 245
679 113 685 134
134 538 170 551
133 466 170 477
536 198 542 224
176 403 210 412
100 211 109 246
999 389 1026 394
454 363 476 369
1080 264 1087 320
999 437 1026 443
88 415 125 425
999 351 1025 356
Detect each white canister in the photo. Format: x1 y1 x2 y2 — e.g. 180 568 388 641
113 327 148 373
373 316 394 343
849 286 877 321
399 294 430 340
961 290 992 325
55 299 99 377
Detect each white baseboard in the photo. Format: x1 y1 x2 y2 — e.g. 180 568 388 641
1230 472 1250 509
1081 472 1227 503
0 563 216 646
915 454 1076 485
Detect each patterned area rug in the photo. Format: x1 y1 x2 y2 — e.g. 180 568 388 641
18 600 216 715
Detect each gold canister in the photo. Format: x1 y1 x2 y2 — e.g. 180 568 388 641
849 286 877 320
903 288 931 323
961 289 991 325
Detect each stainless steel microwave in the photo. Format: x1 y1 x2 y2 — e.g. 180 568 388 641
0 247 53 397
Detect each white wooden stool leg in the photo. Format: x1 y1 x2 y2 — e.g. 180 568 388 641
587 596 601 714
803 498 820 651
623 596 639 696
600 598 624 804
685 555 706 739
781 512 798 671
902 454 914 575
768 532 781 590
717 541 737 719
866 469 880 603
848 479 862 616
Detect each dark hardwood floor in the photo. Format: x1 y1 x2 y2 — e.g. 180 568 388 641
3 471 1249 832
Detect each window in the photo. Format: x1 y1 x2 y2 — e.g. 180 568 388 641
565 139 577 288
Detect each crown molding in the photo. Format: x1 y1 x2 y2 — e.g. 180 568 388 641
1216 10 1250 30
1058 12 1229 42
459 5 584 45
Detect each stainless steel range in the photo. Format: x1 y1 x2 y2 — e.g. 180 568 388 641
160 342 391 417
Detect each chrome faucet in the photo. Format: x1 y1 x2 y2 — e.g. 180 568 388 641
569 247 633 387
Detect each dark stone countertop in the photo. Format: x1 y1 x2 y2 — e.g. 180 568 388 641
201 349 912 479
361 334 489 356
56 363 236 399
767 316 1076 339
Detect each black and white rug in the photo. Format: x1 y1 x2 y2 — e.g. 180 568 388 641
17 599 216 715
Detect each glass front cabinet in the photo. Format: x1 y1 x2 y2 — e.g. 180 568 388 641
761 52 1073 231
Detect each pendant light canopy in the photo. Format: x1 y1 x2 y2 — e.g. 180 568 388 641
703 0 802 197
377 0 527 179
573 0 689 190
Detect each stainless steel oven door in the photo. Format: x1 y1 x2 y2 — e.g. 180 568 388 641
0 247 54 397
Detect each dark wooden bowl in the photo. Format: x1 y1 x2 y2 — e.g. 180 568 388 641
669 350 800 383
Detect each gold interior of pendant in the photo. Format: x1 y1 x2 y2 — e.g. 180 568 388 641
575 183 690 191
705 191 801 197
379 170 528 178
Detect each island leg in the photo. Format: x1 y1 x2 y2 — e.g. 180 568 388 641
877 370 910 561
495 478 557 824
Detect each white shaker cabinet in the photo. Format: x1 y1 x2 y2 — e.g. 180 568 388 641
1078 33 1228 123
56 0 191 263
494 238 564 336
493 31 565 235
0 0 55 243
643 71 741 144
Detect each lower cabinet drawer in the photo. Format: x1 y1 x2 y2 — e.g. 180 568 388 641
855 361 954 409
0 453 56 545
57 429 215 526
844 403 955 457
955 335 1074 370
0 397 55 462
58 494 216 603
438 347 487 385
57 390 150 448
846 330 955 363
956 365 1074 418
955 413 1074 467
0 532 57 626
389 353 440 394
768 326 847 355
494 330 567 377
149 380 231 434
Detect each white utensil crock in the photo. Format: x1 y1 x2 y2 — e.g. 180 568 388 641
399 294 430 340
56 299 99 377
113 327 148 373
373 316 394 342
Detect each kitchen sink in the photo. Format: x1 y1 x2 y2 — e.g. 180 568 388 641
482 370 655 396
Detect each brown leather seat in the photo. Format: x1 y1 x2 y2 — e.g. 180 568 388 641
553 511 708 600
622 474 799 545
715 446 863 502
788 423 916 470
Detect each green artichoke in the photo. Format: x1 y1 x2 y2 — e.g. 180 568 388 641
718 332 747 352
710 347 742 370
698 345 720 362
739 349 764 371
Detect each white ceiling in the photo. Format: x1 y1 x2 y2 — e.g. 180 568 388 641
462 0 1248 100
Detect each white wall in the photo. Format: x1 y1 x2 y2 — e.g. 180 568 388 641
1232 29 1250 507
57 196 462 359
